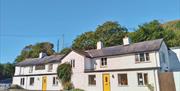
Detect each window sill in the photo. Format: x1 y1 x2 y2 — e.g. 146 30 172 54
118 85 129 87
137 85 147 87
135 61 151 64
88 85 96 87
52 85 58 86
100 66 107 68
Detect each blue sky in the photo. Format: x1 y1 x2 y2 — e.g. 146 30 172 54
0 0 180 63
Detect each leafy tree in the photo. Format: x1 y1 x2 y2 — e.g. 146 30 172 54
130 20 164 43
59 48 71 55
57 63 73 90
15 42 55 63
72 21 128 50
129 20 179 47
0 63 15 80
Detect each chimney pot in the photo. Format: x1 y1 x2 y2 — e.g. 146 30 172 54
123 36 131 45
97 41 103 49
39 52 46 58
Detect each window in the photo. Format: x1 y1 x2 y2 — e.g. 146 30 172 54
20 78 25 85
140 53 145 62
101 58 107 67
29 66 33 73
145 53 150 61
70 59 75 68
48 64 53 72
118 74 128 85
29 77 34 86
35 65 45 70
137 73 148 85
53 77 58 86
135 53 150 63
88 75 96 85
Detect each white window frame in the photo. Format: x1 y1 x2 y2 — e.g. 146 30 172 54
88 75 96 86
118 74 128 86
137 73 148 86
70 59 75 68
29 77 34 86
29 66 33 73
100 58 107 68
48 64 53 72
135 53 150 63
52 77 58 86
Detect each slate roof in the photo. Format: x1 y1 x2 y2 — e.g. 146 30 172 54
76 39 163 58
16 54 65 66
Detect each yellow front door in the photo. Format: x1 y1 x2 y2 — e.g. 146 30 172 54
42 76 47 91
103 74 110 91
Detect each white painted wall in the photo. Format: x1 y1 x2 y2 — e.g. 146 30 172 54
61 51 86 89
14 63 59 76
83 70 160 91
91 52 158 71
13 75 62 90
173 72 180 91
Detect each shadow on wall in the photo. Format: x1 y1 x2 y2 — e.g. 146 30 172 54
169 50 180 71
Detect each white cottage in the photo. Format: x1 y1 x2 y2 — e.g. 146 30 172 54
13 54 65 90
13 38 179 91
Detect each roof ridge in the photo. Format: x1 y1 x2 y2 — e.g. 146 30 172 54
86 38 163 52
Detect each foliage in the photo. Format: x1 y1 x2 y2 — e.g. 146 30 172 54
71 88 85 91
15 42 55 63
59 48 71 55
57 63 73 90
162 20 180 31
147 84 154 91
0 63 15 80
129 20 180 47
72 21 128 50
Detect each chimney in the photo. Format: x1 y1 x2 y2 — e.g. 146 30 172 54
39 52 46 58
97 41 103 49
123 36 131 45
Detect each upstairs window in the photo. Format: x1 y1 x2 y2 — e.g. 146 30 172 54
48 64 53 72
101 58 107 67
29 66 33 73
135 53 150 63
53 77 58 86
88 75 96 85
137 73 148 85
20 78 25 85
70 59 75 68
118 74 128 86
35 65 45 70
29 77 34 86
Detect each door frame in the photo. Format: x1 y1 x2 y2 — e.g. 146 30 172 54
102 73 111 91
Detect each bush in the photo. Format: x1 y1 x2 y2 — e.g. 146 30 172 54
71 88 85 91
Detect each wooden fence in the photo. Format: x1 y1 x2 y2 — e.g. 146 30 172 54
158 72 176 91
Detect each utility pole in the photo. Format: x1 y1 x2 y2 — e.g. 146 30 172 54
62 34 64 49
57 39 60 53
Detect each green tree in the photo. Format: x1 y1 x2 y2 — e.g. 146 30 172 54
72 21 128 50
59 48 71 55
130 20 164 43
57 63 73 90
15 42 55 63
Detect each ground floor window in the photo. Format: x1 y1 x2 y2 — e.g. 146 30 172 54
137 73 148 85
20 78 25 85
29 77 34 86
53 77 58 86
118 74 128 85
88 75 96 85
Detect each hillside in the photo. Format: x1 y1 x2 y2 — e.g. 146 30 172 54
162 20 180 31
